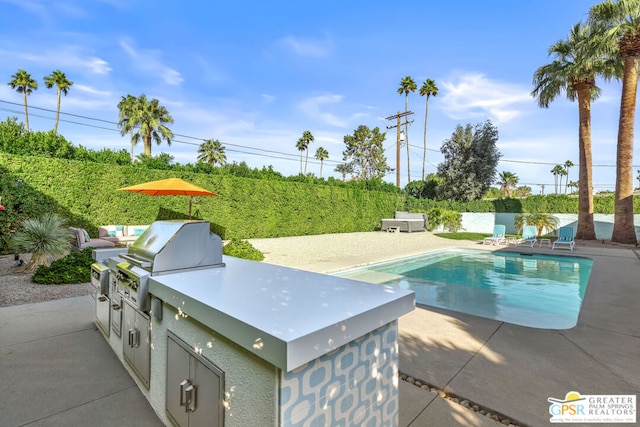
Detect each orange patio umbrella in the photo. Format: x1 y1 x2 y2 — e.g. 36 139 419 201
118 178 218 218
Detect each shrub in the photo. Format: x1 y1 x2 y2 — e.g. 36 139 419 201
426 208 462 232
222 239 264 261
11 213 70 273
32 248 94 284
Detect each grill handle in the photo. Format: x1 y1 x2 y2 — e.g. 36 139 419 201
120 254 153 268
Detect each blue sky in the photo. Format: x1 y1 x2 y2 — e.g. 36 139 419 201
0 0 634 192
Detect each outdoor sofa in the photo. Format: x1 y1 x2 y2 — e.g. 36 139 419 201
98 225 149 246
69 227 115 251
380 211 427 233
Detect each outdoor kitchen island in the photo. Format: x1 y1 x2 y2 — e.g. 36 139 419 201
99 220 415 427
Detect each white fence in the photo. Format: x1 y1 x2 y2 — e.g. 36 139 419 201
450 213 640 240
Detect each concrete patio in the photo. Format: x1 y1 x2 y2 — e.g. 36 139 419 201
0 232 637 426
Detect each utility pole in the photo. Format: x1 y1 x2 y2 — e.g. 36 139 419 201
385 111 414 188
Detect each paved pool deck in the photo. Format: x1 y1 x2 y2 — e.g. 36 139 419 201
0 232 638 426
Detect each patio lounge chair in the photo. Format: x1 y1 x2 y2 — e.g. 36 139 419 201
483 224 506 245
515 225 538 248
552 226 575 251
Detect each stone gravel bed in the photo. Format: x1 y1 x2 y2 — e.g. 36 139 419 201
0 254 92 307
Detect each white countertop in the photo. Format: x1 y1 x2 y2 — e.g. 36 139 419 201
149 256 414 371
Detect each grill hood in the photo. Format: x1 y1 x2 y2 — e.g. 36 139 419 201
123 220 224 275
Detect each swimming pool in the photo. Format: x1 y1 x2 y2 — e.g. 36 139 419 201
335 249 593 329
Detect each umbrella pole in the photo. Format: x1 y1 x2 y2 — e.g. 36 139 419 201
189 196 193 219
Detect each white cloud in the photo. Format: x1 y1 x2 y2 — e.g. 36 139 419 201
119 39 183 86
298 94 348 127
439 72 532 124
278 35 331 57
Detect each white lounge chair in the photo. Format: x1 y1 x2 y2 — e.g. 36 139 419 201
552 226 575 251
515 225 538 248
483 224 506 245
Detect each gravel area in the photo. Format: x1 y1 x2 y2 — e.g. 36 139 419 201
0 254 92 307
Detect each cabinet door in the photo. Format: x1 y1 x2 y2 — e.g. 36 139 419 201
166 336 191 427
122 301 151 388
189 357 223 427
135 309 151 388
122 301 136 367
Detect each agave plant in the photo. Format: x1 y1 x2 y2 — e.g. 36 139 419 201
11 213 70 273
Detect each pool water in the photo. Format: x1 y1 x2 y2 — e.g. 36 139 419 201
335 249 592 329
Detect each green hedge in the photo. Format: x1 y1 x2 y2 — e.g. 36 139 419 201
0 153 637 254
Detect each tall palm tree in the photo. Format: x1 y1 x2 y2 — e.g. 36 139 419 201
117 94 139 161
119 94 174 157
335 163 353 182
43 70 73 134
589 0 640 244
296 131 314 175
8 69 38 132
301 130 314 174
314 146 329 178
498 171 518 197
532 22 621 240
197 139 227 166
419 79 438 181
563 160 575 193
397 76 416 183
550 165 565 194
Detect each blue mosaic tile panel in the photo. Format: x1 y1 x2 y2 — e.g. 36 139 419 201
280 321 399 427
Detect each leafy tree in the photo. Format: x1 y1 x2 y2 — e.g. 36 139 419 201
117 94 138 161
118 94 173 157
498 171 519 197
589 0 640 244
342 125 391 180
419 78 438 180
197 139 227 166
296 130 314 175
436 120 501 201
405 173 442 199
533 21 620 240
8 69 38 132
514 186 532 198
135 152 175 170
43 70 73 134
397 76 417 183
314 146 329 178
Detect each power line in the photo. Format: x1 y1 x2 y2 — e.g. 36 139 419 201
0 99 634 184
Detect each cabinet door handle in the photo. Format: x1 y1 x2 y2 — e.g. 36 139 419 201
98 296 107 302
128 329 139 348
128 329 134 347
185 384 196 413
180 379 190 408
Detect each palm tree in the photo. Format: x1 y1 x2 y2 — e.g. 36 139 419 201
119 94 174 157
8 69 38 132
296 137 306 175
550 165 565 194
296 131 314 175
43 70 73 134
419 79 438 181
314 146 329 178
301 130 314 174
335 163 353 181
589 0 640 244
532 21 620 240
397 76 416 183
197 139 227 166
514 213 559 238
563 160 575 193
117 94 139 161
498 171 518 197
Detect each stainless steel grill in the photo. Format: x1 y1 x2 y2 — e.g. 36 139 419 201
115 220 224 312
